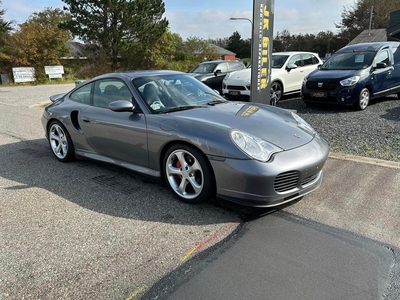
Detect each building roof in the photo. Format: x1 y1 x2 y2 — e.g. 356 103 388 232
209 44 236 56
348 29 387 45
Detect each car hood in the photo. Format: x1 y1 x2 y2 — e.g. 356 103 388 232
307 69 364 81
170 102 315 151
225 68 252 81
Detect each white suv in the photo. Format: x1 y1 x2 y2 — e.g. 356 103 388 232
222 51 322 102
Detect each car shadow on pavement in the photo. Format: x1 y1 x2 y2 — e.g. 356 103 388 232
0 138 290 225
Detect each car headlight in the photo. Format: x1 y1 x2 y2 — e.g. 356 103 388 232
292 112 316 136
223 73 232 81
230 130 283 162
340 76 360 86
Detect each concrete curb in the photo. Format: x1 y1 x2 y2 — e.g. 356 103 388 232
329 152 400 169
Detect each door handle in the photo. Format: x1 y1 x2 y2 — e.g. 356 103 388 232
82 118 90 123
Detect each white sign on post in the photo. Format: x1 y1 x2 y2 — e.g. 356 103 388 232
12 67 36 83
44 65 64 79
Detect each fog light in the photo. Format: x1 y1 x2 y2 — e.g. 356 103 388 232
341 98 345 102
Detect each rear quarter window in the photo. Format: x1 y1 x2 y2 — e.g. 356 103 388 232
70 83 92 104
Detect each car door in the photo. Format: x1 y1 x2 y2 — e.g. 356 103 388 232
284 54 305 92
204 62 228 91
79 78 149 168
371 49 392 96
301 53 320 78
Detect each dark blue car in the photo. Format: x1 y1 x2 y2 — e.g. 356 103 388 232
301 42 400 110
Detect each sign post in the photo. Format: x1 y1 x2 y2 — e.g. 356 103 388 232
12 67 36 83
250 0 275 105
44 65 64 79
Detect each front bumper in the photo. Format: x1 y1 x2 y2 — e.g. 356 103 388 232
301 84 361 105
222 82 250 100
210 135 329 207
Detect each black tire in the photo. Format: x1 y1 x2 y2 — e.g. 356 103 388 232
163 144 214 204
47 120 75 162
270 81 283 103
354 88 370 110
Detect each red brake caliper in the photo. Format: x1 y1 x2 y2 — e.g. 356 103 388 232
175 159 182 179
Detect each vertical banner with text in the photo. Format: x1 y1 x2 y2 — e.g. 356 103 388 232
250 0 274 104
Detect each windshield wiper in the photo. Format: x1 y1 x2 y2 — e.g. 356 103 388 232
207 100 226 105
162 105 207 113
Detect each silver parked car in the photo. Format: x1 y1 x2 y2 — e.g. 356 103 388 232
42 70 329 207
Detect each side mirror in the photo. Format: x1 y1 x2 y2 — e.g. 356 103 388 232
109 100 135 112
286 63 298 71
375 62 387 69
214 69 222 76
317 64 322 70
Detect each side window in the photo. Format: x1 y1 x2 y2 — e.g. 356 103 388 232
69 83 92 104
287 54 302 67
375 50 390 65
311 55 320 64
229 62 245 71
217 63 228 73
302 54 315 66
93 79 131 108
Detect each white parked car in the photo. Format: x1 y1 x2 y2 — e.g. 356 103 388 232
222 51 323 102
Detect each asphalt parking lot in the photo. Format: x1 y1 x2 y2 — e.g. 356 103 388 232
0 84 399 299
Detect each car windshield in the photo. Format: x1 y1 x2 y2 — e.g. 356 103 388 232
271 55 289 68
320 52 375 70
132 74 227 114
190 63 217 74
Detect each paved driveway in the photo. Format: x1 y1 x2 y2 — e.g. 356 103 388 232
0 84 399 299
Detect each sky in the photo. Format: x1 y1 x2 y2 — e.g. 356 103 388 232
2 0 356 40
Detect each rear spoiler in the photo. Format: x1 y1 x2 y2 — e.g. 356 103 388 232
49 93 66 102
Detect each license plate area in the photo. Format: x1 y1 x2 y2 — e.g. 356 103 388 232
311 92 327 98
229 91 240 96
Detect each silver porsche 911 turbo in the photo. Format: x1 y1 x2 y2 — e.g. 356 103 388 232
42 70 329 207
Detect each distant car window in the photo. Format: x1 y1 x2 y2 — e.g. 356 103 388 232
190 63 217 74
93 79 128 108
311 55 320 64
302 54 317 66
229 62 245 71
375 50 390 65
271 55 289 68
288 54 303 67
217 63 228 73
69 83 92 104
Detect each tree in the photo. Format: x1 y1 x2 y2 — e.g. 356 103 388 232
61 0 169 70
0 1 12 36
2 8 70 80
181 37 218 61
336 0 399 39
0 1 14 68
226 31 250 59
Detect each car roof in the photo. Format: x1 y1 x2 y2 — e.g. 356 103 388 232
273 51 319 56
336 42 400 53
197 60 240 64
92 70 185 81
